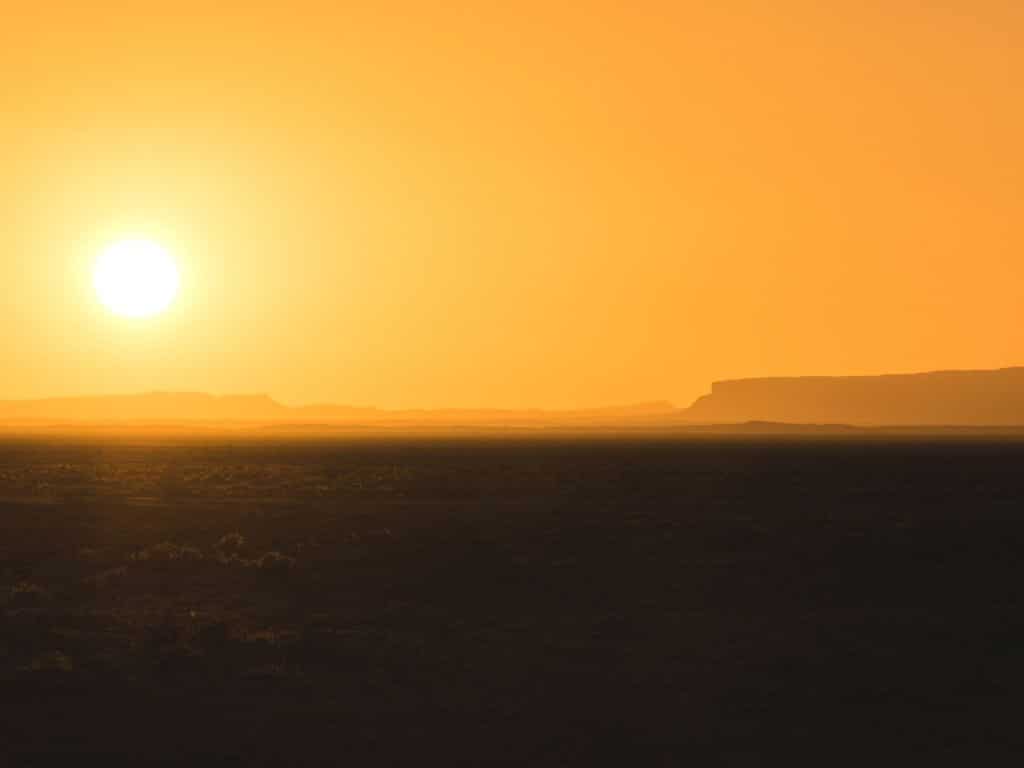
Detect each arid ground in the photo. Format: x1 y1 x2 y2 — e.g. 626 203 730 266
2 436 1022 764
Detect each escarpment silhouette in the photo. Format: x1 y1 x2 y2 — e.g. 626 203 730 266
2 368 1023 428
682 367 1024 426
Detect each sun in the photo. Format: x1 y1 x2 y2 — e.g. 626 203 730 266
93 239 180 318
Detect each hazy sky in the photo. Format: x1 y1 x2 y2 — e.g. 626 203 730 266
2 2 1022 408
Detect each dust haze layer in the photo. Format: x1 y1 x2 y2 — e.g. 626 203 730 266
2 366 1024 429
0 393 678 429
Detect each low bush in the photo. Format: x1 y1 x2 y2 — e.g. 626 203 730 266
131 542 205 563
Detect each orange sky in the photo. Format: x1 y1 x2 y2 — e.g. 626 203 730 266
2 2 1022 408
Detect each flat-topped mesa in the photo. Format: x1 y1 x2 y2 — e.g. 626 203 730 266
683 367 1024 426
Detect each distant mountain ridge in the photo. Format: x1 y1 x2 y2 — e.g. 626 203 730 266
2 367 1024 428
683 367 1024 426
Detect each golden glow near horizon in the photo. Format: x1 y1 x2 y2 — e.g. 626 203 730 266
93 240 180 318
2 3 1024 407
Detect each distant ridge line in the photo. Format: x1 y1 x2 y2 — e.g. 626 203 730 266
687 366 1024 427
2 366 1024 428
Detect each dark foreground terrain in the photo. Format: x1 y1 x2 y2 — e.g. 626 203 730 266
2 436 1023 764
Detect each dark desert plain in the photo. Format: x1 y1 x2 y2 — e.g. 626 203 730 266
3 384 1024 763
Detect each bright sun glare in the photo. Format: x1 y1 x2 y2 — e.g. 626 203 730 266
93 240 180 318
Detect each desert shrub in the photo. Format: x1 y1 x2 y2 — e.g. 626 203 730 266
78 547 105 563
131 541 205 563
144 620 182 649
197 622 230 651
8 581 50 607
215 532 247 558
255 551 296 571
90 567 127 588
210 533 296 570
11 581 47 597
26 651 73 673
242 664 290 680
